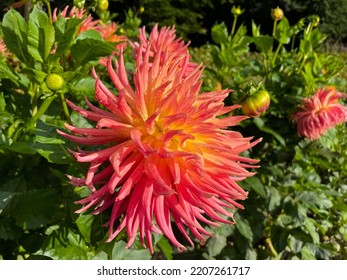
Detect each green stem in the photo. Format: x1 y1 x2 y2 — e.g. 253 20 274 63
30 83 39 117
59 91 72 124
297 55 307 74
272 20 278 37
32 95 57 122
272 42 282 66
291 34 296 51
265 237 278 257
44 0 53 23
231 15 238 38
305 22 313 38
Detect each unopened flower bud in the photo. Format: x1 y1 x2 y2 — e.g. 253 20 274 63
74 0 85 9
46 73 65 91
231 6 243 16
271 7 284 21
97 0 109 12
242 90 271 117
310 15 320 27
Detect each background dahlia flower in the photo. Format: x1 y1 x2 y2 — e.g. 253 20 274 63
58 26 261 253
0 38 7 57
292 86 347 140
53 6 127 45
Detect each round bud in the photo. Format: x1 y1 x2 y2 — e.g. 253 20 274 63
271 7 284 21
97 0 109 11
242 90 271 117
45 73 65 91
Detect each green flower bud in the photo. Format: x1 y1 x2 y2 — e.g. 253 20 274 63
45 73 65 91
242 90 271 117
310 15 320 27
74 0 85 9
231 6 244 16
97 0 109 11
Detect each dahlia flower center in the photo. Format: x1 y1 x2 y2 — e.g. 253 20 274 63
137 113 195 157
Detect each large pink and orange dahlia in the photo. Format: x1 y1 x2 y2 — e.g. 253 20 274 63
58 26 261 253
292 86 347 140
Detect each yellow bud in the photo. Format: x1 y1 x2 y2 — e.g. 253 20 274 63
231 6 243 16
271 7 284 21
46 73 65 91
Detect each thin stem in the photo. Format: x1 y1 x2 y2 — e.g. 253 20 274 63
231 16 238 38
272 20 278 37
59 91 72 124
32 95 57 122
272 42 283 66
44 0 53 23
265 237 278 257
297 55 307 74
291 34 296 51
30 83 39 117
305 22 313 38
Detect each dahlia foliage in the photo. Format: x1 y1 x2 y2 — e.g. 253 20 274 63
292 86 347 140
59 25 261 253
53 6 127 45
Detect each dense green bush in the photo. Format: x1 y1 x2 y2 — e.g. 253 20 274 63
1 1 346 260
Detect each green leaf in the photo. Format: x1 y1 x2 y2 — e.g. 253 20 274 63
53 16 82 57
271 225 289 252
245 176 266 198
207 234 227 257
0 60 19 85
235 212 253 241
71 36 114 66
251 20 260 37
9 188 59 229
308 28 327 48
0 92 6 112
301 246 316 260
299 39 312 55
1 9 30 63
76 214 94 244
339 225 347 242
72 77 96 100
275 17 291 44
296 191 333 210
268 186 281 212
22 68 47 84
9 141 36 154
77 29 103 41
0 191 16 213
0 218 20 240
211 22 229 44
157 236 173 260
111 241 152 260
28 7 55 62
41 229 92 260
34 120 71 164
254 117 286 146
253 35 273 54
92 251 108 260
304 218 320 244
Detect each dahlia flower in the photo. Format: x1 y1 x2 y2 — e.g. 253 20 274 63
53 6 86 22
131 24 196 78
53 6 127 45
292 86 347 140
0 38 7 57
58 26 261 253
